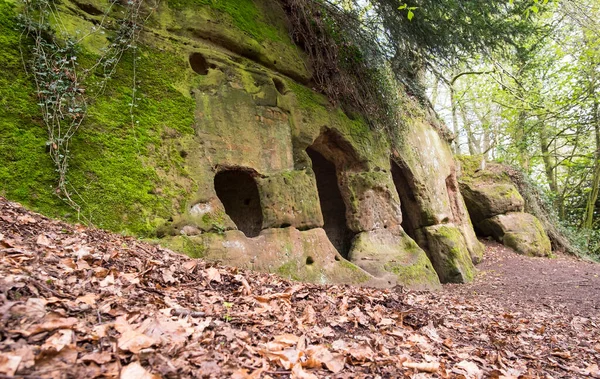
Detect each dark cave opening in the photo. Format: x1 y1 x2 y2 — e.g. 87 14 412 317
272 77 287 95
189 52 209 75
391 160 420 241
214 170 263 238
307 147 355 258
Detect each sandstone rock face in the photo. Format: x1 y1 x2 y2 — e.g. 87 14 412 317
163 227 375 285
458 157 552 257
479 213 552 257
348 229 441 290
1 0 492 289
390 117 484 283
461 182 525 224
421 224 475 283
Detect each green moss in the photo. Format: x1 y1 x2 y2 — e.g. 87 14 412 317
427 225 475 283
0 1 65 217
200 210 230 233
0 2 196 236
337 257 364 272
257 170 323 229
65 47 195 235
289 81 329 111
159 235 207 258
167 0 283 43
276 261 301 281
456 154 484 177
384 249 438 286
50 7 109 53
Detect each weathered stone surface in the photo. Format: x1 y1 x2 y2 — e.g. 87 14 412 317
163 227 375 285
257 170 323 230
395 119 456 226
460 182 525 225
457 217 485 264
160 0 311 82
0 0 490 289
479 213 552 257
421 224 475 283
347 229 441 290
392 117 484 278
458 156 553 257
342 171 402 232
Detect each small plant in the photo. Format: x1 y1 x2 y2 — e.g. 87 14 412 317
397 2 417 21
223 301 233 322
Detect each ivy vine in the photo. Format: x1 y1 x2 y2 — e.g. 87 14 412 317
18 0 155 219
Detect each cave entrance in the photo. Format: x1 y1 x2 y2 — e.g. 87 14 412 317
214 170 263 238
307 147 354 258
391 160 420 240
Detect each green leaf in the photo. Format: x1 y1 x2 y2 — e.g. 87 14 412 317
407 9 414 20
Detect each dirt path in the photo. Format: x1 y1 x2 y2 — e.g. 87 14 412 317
445 241 600 318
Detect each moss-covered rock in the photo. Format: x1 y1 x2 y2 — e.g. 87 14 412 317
257 170 323 229
0 0 487 288
0 1 196 236
460 182 525 225
347 229 441 290
164 227 374 285
457 155 525 224
392 116 483 279
421 224 475 283
342 171 402 232
458 157 552 257
154 0 310 82
479 212 552 257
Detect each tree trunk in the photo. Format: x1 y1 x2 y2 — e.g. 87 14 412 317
459 101 478 155
450 86 460 154
583 99 600 230
538 119 558 195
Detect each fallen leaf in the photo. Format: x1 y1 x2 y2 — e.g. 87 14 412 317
42 329 74 352
183 260 197 273
76 293 98 306
551 351 572 359
99 274 115 287
205 267 221 283
120 362 160 379
348 344 374 362
118 329 158 353
254 292 292 303
291 363 318 379
453 360 483 379
403 361 440 373
22 315 78 336
36 234 52 247
80 351 114 365
0 353 21 375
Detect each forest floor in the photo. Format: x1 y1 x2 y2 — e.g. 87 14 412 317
0 197 599 379
447 241 600 318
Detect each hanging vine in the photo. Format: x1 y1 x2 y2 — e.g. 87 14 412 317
18 0 154 218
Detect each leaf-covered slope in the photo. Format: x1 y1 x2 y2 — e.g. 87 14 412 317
1 197 599 378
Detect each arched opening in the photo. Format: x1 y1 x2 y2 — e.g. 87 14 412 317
307 147 355 257
391 160 420 240
189 52 209 75
214 170 263 237
272 77 287 95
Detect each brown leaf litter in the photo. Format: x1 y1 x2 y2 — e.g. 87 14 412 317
0 197 599 378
